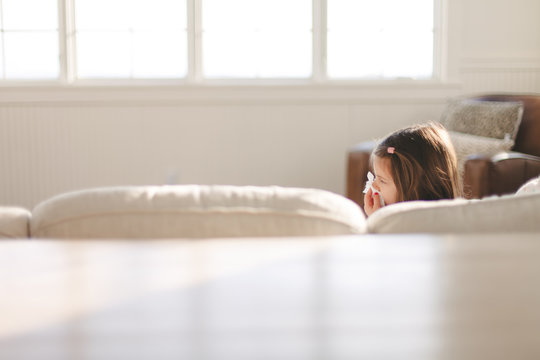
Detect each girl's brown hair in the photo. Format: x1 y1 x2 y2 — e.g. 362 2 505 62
372 122 462 202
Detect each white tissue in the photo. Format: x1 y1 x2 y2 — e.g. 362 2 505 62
363 171 385 206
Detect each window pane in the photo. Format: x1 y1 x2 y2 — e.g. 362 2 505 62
204 30 312 78
131 0 187 30
204 32 257 78
75 0 131 31
2 0 57 30
76 0 186 31
202 0 312 78
256 32 312 78
3 32 59 79
203 0 310 31
328 0 434 79
132 31 187 78
74 0 187 79
76 32 131 78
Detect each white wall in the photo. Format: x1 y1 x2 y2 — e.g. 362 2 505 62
459 0 540 93
1 0 539 209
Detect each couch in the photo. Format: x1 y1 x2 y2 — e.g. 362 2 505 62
2 185 366 239
347 94 540 209
1 184 539 239
367 191 540 233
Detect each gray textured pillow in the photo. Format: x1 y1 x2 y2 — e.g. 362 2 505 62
440 99 523 140
448 131 514 178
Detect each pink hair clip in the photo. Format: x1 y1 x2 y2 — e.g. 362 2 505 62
387 147 395 154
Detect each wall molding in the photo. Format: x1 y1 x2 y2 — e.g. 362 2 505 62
460 57 540 71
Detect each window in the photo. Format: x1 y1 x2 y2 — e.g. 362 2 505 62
327 0 434 79
0 0 59 79
74 0 187 79
0 0 440 82
202 0 312 78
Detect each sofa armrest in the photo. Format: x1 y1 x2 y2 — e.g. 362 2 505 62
463 152 540 199
367 192 540 234
0 207 31 238
346 141 377 209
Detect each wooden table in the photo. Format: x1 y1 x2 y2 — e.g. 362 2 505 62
1 233 540 360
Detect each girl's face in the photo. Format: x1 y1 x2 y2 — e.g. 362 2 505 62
372 156 398 205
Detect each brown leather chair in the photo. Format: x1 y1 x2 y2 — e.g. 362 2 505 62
346 94 540 209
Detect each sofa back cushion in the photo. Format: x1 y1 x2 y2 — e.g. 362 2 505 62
367 192 540 233
31 185 366 239
0 207 31 238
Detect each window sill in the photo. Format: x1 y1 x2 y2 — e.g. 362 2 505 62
0 80 462 105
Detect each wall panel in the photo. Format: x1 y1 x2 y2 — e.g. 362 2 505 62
0 96 450 208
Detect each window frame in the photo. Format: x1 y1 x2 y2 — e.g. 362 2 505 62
1 0 445 86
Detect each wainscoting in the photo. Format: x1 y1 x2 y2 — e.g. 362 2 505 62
460 58 540 94
0 85 457 208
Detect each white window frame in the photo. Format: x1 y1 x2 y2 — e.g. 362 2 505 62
1 0 447 86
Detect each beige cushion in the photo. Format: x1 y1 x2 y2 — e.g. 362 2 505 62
367 192 540 234
0 207 31 238
440 99 523 140
31 185 366 239
448 131 514 177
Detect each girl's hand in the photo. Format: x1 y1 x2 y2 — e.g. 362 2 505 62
363 187 383 217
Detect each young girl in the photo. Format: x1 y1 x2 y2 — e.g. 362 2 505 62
364 122 461 216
